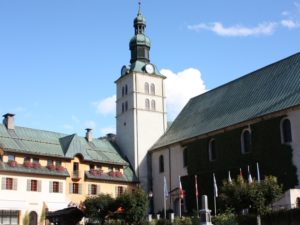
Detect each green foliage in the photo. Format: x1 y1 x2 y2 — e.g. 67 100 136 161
219 176 282 215
212 209 238 225
183 116 298 213
84 194 115 225
115 188 148 225
173 217 192 225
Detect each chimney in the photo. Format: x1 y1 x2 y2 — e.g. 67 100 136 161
3 113 15 130
85 128 93 142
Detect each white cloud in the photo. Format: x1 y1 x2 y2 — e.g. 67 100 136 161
281 19 300 28
161 68 207 120
188 22 277 37
84 120 97 129
100 127 116 136
93 95 116 115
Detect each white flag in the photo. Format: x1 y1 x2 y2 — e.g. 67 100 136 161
228 171 232 184
164 176 168 198
213 173 218 197
248 165 253 184
256 162 261 183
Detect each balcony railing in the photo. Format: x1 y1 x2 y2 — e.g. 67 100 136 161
72 170 80 179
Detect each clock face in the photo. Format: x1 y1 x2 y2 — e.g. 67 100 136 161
145 64 154 74
121 66 128 76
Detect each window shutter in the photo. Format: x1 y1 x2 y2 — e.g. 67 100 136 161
27 179 31 191
13 178 17 190
88 184 91 195
59 182 63 193
69 183 73 194
49 181 53 193
97 185 100 195
115 186 118 197
37 180 41 192
78 184 82 194
2 177 6 190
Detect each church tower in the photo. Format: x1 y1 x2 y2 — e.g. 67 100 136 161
115 4 167 190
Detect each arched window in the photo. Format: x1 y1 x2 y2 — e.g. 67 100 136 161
125 85 128 95
208 139 217 161
150 83 155 95
241 128 252 154
159 155 164 173
151 100 156 111
183 148 188 167
281 118 292 144
145 99 150 110
144 82 149 94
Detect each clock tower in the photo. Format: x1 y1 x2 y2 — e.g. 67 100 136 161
115 4 167 190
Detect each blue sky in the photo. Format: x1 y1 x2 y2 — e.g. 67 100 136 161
0 0 299 137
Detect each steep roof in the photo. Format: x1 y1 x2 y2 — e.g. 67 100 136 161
153 52 300 150
0 125 128 166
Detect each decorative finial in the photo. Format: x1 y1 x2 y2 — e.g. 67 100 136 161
138 0 141 15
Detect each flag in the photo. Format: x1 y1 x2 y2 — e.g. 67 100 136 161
239 168 243 178
179 176 184 199
195 175 199 197
248 165 253 184
164 176 168 198
256 162 261 183
213 173 218 198
228 171 232 184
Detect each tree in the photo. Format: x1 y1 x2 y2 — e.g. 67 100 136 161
219 176 282 216
84 194 115 225
115 188 147 225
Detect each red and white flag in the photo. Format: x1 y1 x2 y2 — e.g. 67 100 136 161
195 175 199 197
179 176 184 199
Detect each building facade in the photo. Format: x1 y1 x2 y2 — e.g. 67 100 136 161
0 114 137 225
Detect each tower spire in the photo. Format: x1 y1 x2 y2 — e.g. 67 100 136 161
129 1 151 64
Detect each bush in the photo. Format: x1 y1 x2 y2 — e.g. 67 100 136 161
212 210 237 225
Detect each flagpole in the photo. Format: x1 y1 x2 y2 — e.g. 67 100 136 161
163 176 167 219
179 176 182 218
214 195 216 215
195 175 199 216
213 173 218 215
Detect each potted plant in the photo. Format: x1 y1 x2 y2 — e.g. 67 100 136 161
23 161 33 168
8 160 17 167
47 164 56 170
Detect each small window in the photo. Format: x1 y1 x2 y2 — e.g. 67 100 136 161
208 139 217 161
125 101 128 111
70 183 81 194
24 157 31 162
47 160 53 165
53 181 59 193
55 161 62 166
32 158 39 163
183 148 188 167
125 85 128 95
7 155 14 161
145 82 149 94
159 155 164 173
241 129 252 154
145 99 150 110
2 178 14 190
150 83 155 95
89 184 98 195
122 87 124 97
0 210 19 225
281 118 292 144
151 100 156 111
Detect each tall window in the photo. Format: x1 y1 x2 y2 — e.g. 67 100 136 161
1 177 17 190
50 181 62 193
116 186 124 197
88 184 99 195
125 101 128 111
144 82 149 94
0 210 19 225
150 83 155 95
27 179 41 192
151 100 156 111
281 118 292 144
159 155 164 173
70 183 81 194
241 129 252 154
208 139 217 161
145 99 150 110
125 85 128 95
183 148 188 167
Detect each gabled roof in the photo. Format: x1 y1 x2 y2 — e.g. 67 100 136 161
153 52 300 150
0 125 128 166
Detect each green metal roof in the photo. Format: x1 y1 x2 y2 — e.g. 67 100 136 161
0 125 129 166
152 52 300 150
